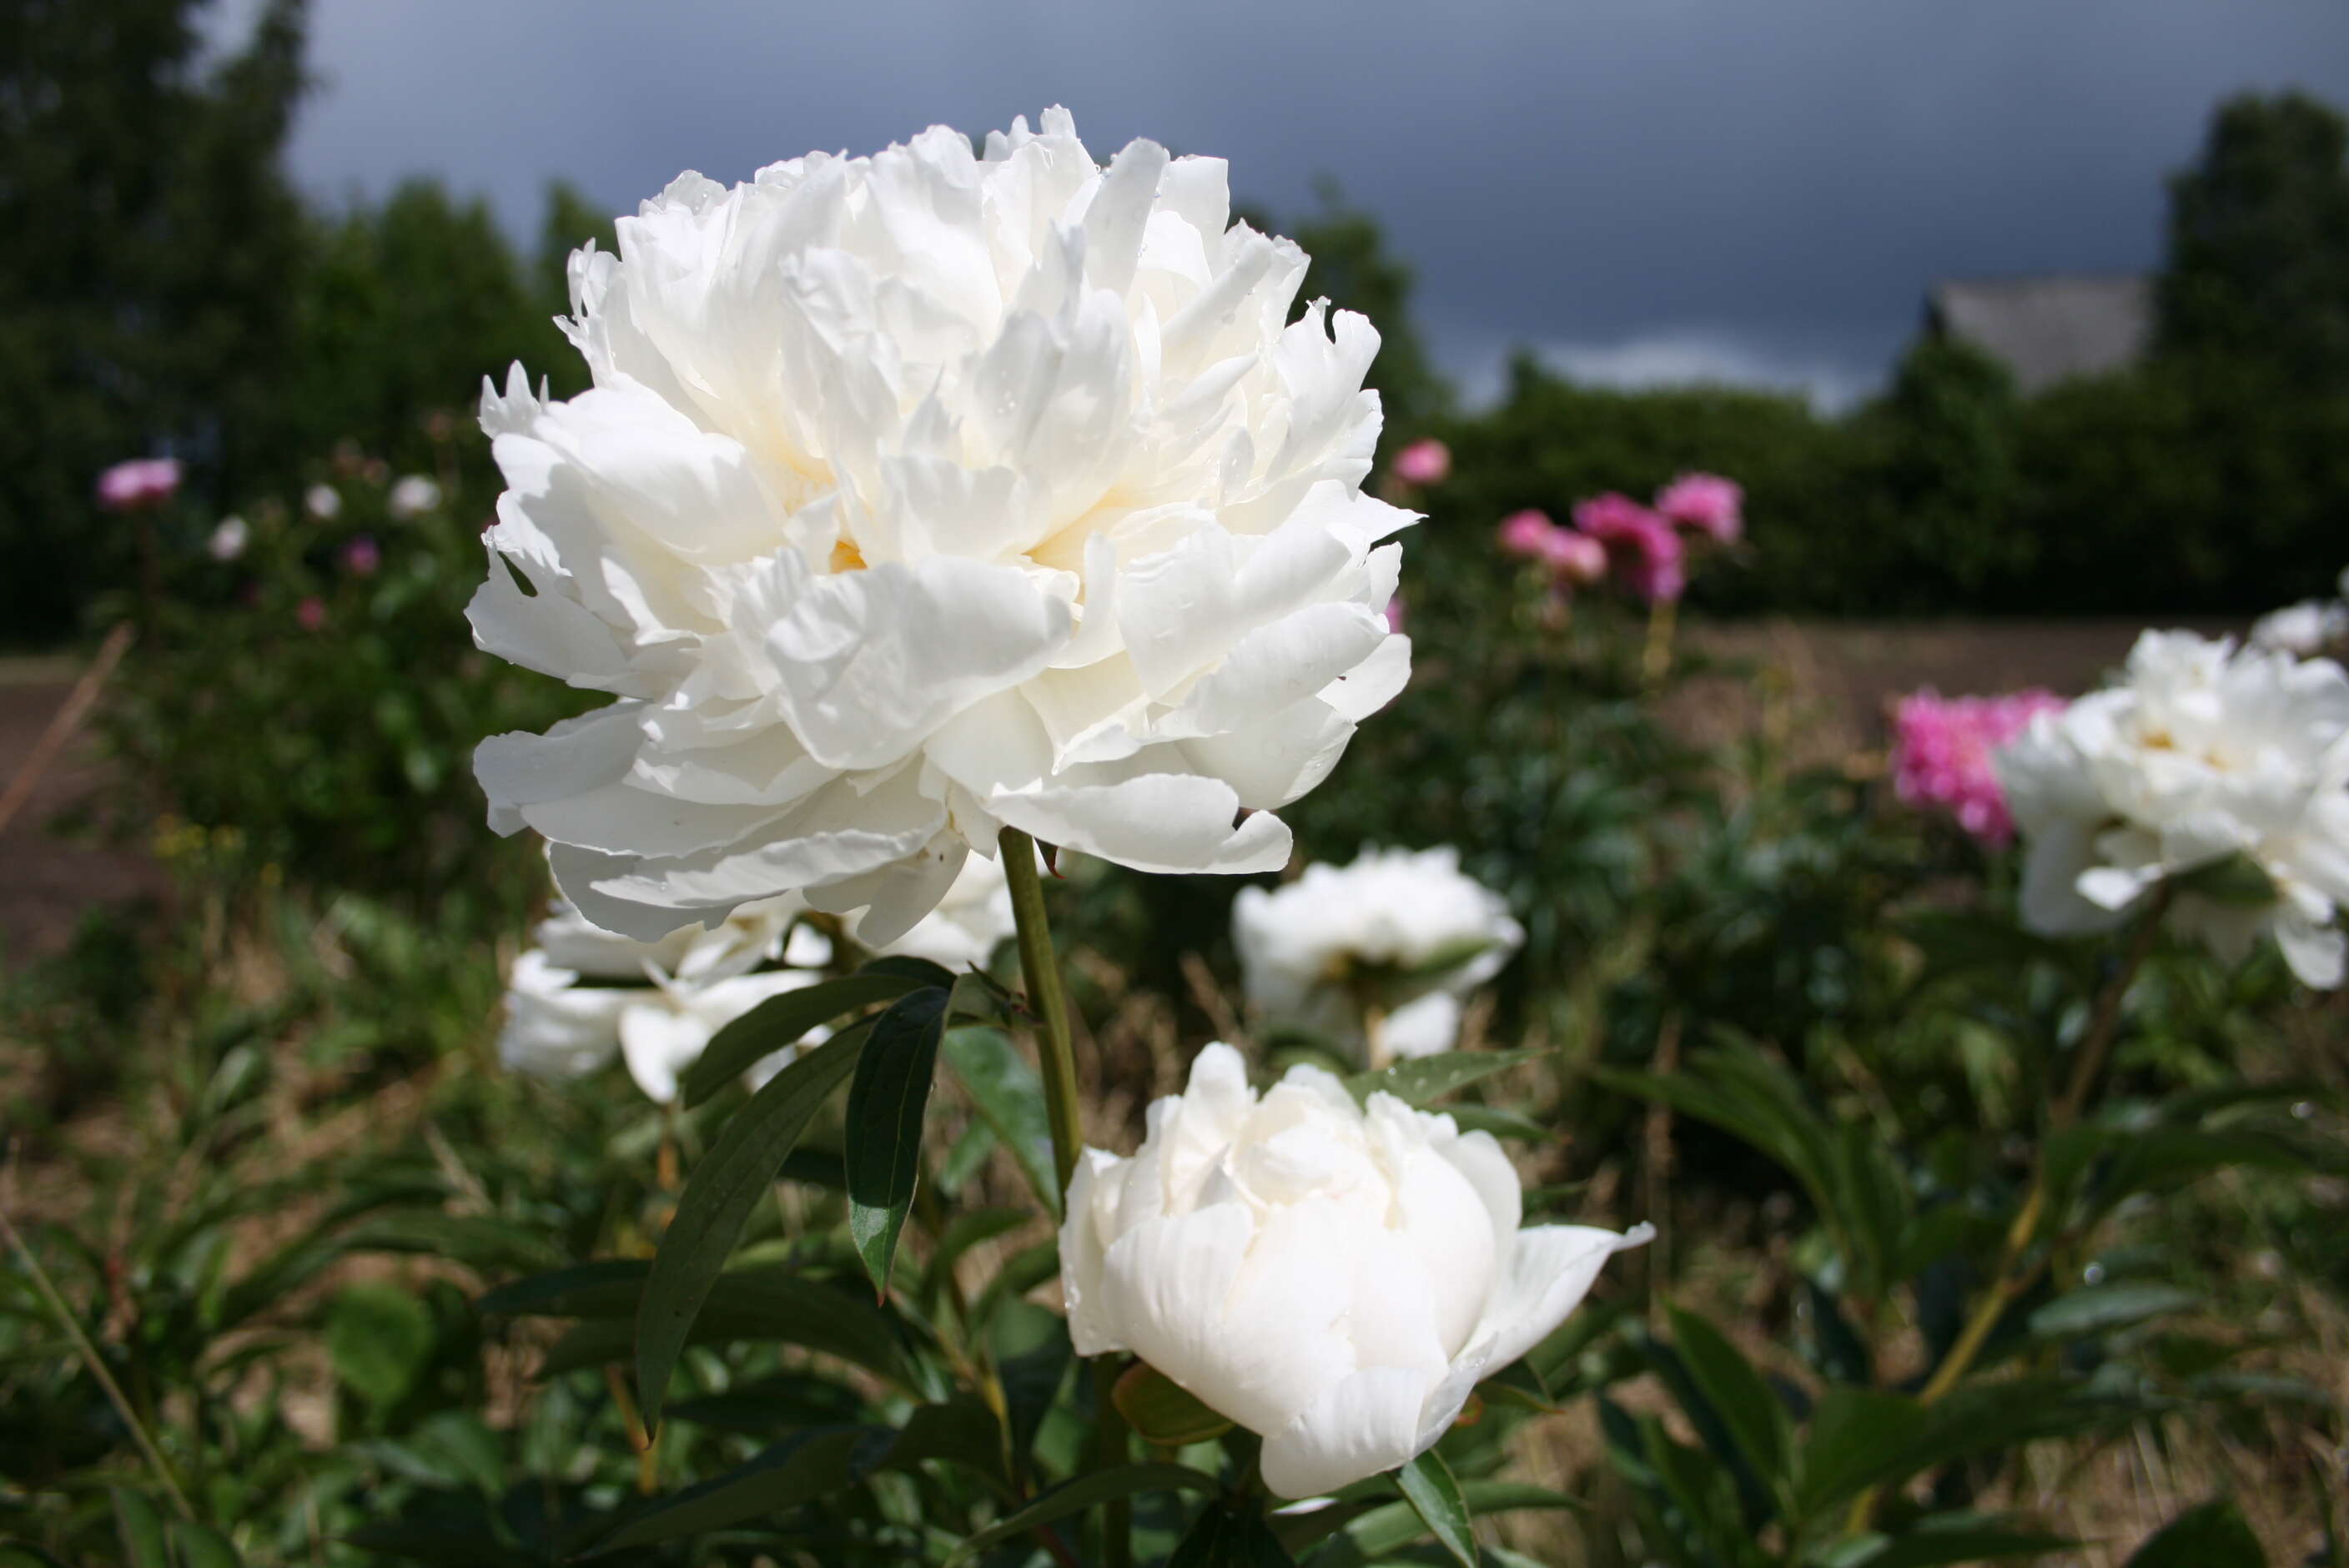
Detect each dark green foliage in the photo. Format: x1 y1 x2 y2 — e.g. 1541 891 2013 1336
2159 91 2349 389
0 0 309 644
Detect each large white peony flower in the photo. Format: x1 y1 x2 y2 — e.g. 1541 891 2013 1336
1994 630 2349 988
1061 1043 1647 1498
469 108 1414 945
499 896 833 1099
1233 845 1523 1063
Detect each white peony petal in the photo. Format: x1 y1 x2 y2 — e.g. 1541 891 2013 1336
1259 1366 1431 1500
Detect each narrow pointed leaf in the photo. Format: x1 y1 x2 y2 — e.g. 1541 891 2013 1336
1168 1498 1299 1566
941 1025 1061 1219
846 987 952 1297
2124 1500 2264 1567
952 1464 1219 1560
1667 1304 1790 1488
587 1427 872 1551
1347 1048 1543 1108
636 1027 864 1423
1396 1450 1477 1568
682 973 921 1107
109 1490 169 1568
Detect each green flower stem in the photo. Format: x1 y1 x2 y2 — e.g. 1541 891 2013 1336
0 1201 195 1520
999 827 1083 1198
1847 882 2172 1534
999 827 1128 1565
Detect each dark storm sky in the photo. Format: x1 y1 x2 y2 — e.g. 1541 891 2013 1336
241 0 2349 408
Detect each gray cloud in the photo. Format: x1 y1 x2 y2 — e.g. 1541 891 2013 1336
229 0 2349 401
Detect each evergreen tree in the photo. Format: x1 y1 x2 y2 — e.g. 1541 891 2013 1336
0 0 309 644
2158 90 2349 388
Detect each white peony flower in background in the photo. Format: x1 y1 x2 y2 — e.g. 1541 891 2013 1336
207 516 249 562
304 484 341 520
2249 596 2348 657
1061 1043 1647 1497
1233 845 1523 1063
1995 630 2349 988
498 894 834 1098
468 108 1413 947
387 474 444 520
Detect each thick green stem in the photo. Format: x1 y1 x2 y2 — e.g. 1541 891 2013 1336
999 827 1082 1197
0 1203 195 1520
1847 885 2171 1534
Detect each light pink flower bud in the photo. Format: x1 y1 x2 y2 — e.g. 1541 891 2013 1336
95 458 183 512
1384 596 1406 633
1542 530 1607 585
1655 472 1743 542
1496 509 1562 560
1389 439 1451 488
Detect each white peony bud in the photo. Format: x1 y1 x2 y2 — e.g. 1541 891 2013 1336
387 474 444 520
1059 1043 1647 1498
1233 846 1523 1063
1994 630 2349 988
466 108 1413 947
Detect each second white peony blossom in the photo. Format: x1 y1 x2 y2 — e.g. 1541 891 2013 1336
1994 630 2349 988
1233 845 1523 1064
1061 1043 1647 1497
469 109 1414 946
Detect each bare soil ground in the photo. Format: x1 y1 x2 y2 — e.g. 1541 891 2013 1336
0 659 167 971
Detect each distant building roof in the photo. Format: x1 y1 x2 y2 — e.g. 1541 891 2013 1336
1925 274 2153 394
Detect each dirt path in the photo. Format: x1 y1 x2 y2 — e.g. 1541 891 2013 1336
0 658 166 970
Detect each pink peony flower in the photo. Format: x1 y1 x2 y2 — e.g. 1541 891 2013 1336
1572 493 1685 604
1383 596 1406 634
1389 438 1451 488
1541 529 1607 585
1890 689 2068 847
295 596 327 632
340 535 381 577
96 458 183 512
1655 472 1743 542
1497 509 1563 560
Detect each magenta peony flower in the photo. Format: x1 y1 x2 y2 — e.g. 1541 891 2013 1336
1390 438 1451 488
1655 473 1743 542
1497 509 1562 560
96 458 183 512
1891 688 2067 847
340 535 381 577
295 596 328 632
1572 493 1684 604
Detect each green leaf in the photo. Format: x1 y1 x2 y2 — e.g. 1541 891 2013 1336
941 1025 1062 1219
1667 1305 1790 1490
872 1394 1009 1486
1823 1515 2075 1568
171 1520 243 1568
952 1463 1220 1560
1167 1498 1299 1566
110 1489 169 1568
2124 1499 2265 1567
993 1302 1073 1467
859 954 960 988
2166 852 2276 908
1346 1048 1544 1107
325 1282 434 1409
1396 1450 1477 1568
1445 1104 1551 1140
526 1264 913 1383
1794 1387 1929 1516
636 1026 865 1423
1114 1360 1234 1447
682 972 923 1107
475 1259 651 1319
2029 1283 2196 1339
845 988 951 1297
1320 1481 1587 1563
587 1427 872 1551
